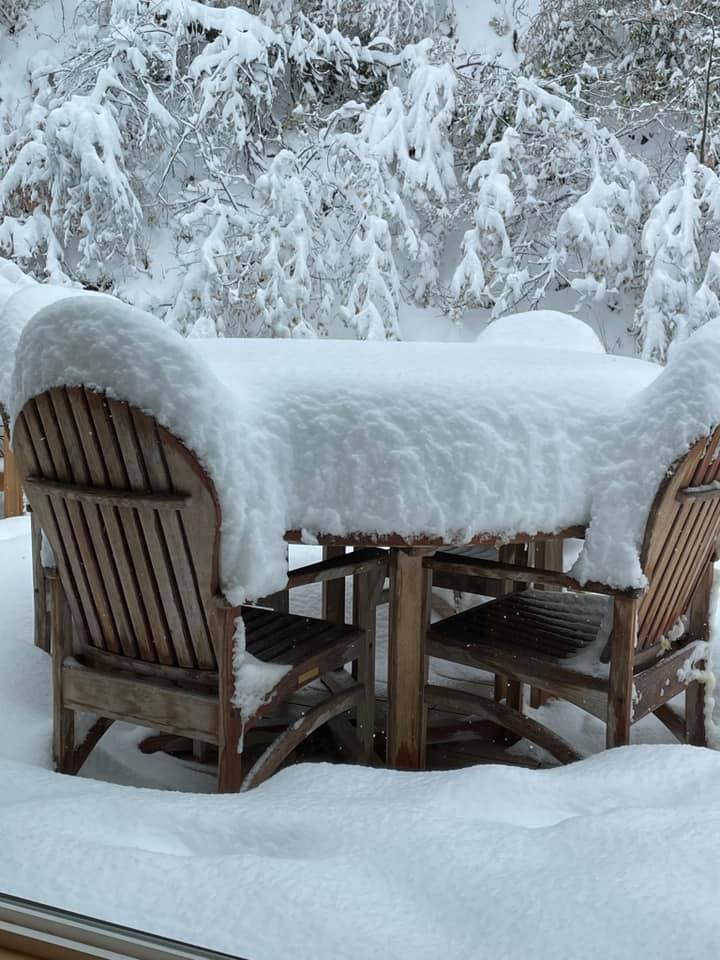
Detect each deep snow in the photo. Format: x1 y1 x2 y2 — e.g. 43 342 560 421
0 518 719 959
12 296 665 604
3 746 720 960
15 294 720 597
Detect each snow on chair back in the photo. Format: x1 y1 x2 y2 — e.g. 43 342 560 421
637 426 720 651
13 387 220 671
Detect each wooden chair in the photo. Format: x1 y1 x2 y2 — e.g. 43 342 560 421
424 428 720 764
426 541 563 750
0 411 23 519
12 386 386 790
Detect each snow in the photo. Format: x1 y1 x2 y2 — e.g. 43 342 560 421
9 289 720 598
575 318 720 588
12 295 667 604
232 617 290 727
453 0 521 68
2 744 720 959
0 509 718 957
476 309 605 353
0 277 95 413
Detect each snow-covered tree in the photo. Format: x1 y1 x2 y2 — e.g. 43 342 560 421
635 153 720 361
309 0 441 48
342 214 401 338
527 0 720 165
254 150 315 338
451 75 656 319
3 0 720 354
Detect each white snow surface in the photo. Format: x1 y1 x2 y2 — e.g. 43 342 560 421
0 270 106 413
13 294 714 596
232 617 290 723
0 515 719 959
11 295 666 600
476 309 605 353
2 746 720 959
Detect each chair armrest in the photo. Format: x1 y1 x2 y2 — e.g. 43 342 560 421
424 553 643 599
214 547 388 614
286 547 387 590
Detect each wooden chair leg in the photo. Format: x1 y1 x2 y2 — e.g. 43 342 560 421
606 595 637 748
496 544 528 710
31 510 51 652
507 680 523 711
2 425 23 518
686 680 708 747
686 559 713 746
352 562 385 761
51 576 75 773
217 607 243 792
494 674 508 702
243 686 363 790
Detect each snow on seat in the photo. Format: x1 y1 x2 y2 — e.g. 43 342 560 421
11 294 719 601
476 309 605 353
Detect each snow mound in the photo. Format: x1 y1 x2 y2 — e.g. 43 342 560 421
477 310 605 353
574 317 720 587
11 295 285 604
0 268 106 415
11 296 720 595
2 746 720 959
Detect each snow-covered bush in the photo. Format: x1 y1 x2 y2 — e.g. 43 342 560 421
635 153 720 361
0 0 28 33
451 74 657 319
527 0 720 164
306 0 441 47
2 0 720 354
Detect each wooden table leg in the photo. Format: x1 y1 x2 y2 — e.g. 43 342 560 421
387 547 431 770
322 545 346 624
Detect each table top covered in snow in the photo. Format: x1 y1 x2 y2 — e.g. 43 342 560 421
190 335 658 547
11 296 720 601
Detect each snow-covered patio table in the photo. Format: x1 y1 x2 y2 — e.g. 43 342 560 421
20 297 720 771
187 333 660 768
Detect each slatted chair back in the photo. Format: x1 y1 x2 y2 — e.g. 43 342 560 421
13 386 221 672
637 426 720 651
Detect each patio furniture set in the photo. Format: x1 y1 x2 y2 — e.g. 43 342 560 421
2 297 717 789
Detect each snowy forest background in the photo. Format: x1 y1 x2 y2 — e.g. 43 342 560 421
0 0 718 359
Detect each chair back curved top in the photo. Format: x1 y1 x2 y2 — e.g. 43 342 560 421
13 386 221 672
637 426 720 651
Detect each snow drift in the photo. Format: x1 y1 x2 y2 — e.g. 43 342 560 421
10 294 705 599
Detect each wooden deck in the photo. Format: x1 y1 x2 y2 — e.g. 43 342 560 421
139 666 547 776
